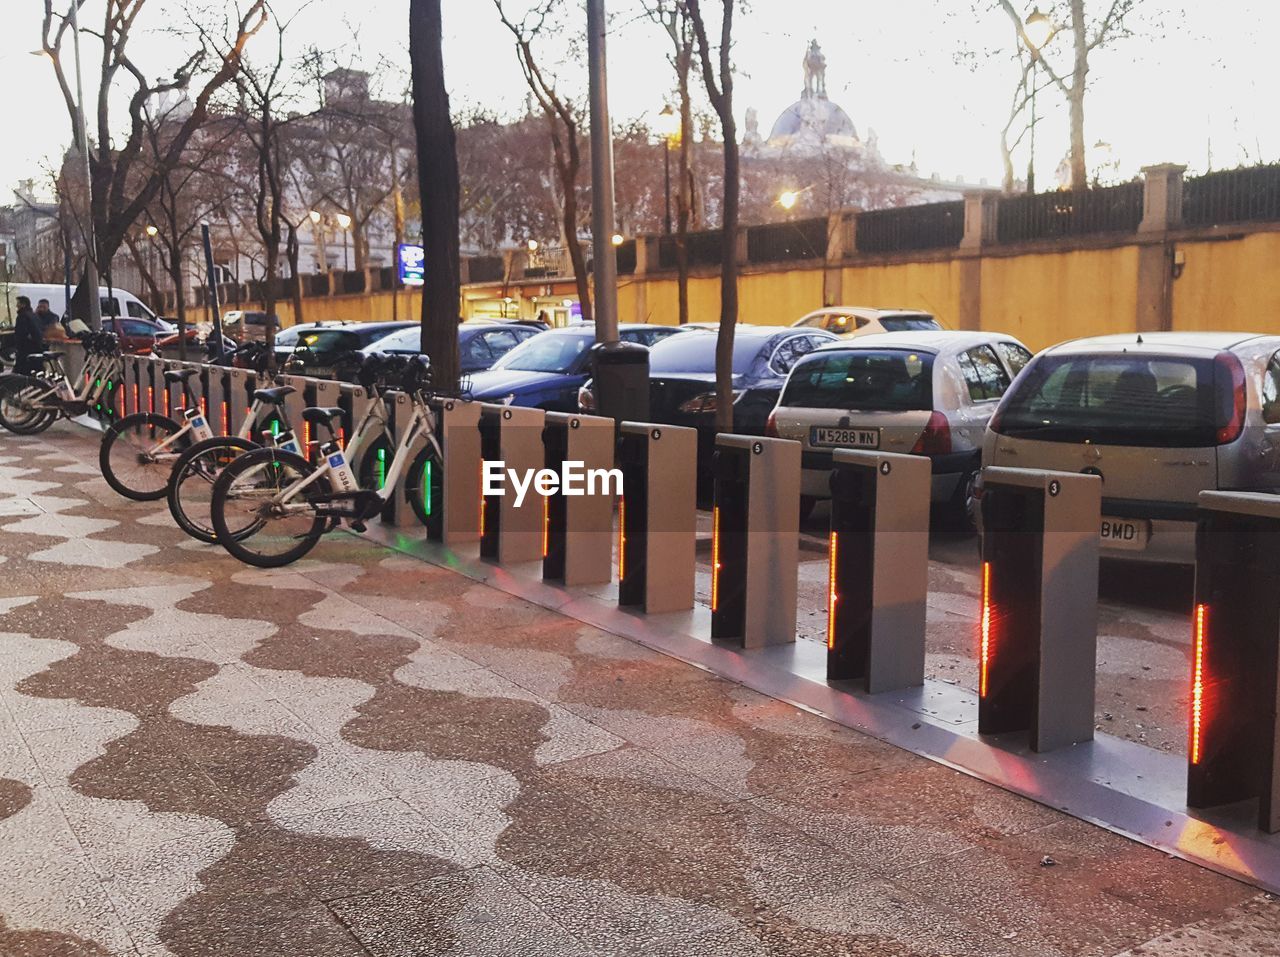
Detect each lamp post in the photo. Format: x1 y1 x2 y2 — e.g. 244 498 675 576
1022 7 1053 195
654 104 680 235
334 212 353 271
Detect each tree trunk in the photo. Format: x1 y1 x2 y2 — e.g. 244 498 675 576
286 221 304 327
409 0 462 389
676 50 692 325
1069 0 1088 190
263 241 279 377
170 244 188 362
562 173 593 323
714 119 739 434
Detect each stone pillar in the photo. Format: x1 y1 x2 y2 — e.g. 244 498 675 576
634 236 650 276
734 226 749 265
823 212 847 306
960 191 999 250
1139 164 1187 234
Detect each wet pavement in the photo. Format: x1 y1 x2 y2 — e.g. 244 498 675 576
0 421 1274 956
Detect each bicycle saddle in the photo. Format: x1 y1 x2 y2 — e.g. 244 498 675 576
301 406 345 426
162 368 199 384
252 385 295 405
38 351 65 360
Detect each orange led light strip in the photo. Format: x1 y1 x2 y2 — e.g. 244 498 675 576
827 531 839 649
979 561 992 698
542 497 550 557
222 403 230 435
711 506 721 612
147 386 154 413
478 461 486 537
1190 602 1207 765
617 497 626 582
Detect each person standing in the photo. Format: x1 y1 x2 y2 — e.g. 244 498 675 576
34 299 61 336
12 297 47 375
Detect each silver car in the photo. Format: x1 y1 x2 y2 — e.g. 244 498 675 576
982 332 1280 564
770 330 1033 527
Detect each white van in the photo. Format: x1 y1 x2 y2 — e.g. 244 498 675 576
2 283 164 327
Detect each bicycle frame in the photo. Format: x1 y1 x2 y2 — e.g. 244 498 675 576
10 352 117 414
253 391 443 524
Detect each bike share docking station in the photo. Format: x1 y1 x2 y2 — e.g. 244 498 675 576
1187 492 1280 832
978 467 1101 752
615 422 697 613
479 405 546 564
826 450 930 692
541 412 615 585
425 398 482 544
710 434 800 648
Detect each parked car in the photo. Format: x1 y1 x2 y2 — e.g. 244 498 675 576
282 321 416 378
983 331 1280 564
645 325 839 494
771 330 1032 528
222 310 280 341
274 321 351 363
467 317 552 332
361 321 542 374
791 306 942 337
465 324 673 411
153 329 236 357
104 316 175 354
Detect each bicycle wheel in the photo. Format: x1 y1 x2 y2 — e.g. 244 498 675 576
405 444 441 527
210 447 329 567
0 375 58 435
167 435 259 543
99 412 186 501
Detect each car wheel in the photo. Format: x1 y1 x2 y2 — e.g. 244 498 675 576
950 469 980 537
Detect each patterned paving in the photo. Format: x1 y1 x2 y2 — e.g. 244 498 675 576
0 422 1277 956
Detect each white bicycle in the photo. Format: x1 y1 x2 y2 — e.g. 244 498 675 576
0 333 122 435
208 355 450 567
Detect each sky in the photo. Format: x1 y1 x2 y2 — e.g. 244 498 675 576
2 0 1278 202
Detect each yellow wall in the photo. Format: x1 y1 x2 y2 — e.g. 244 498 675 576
839 260 963 329
1171 232 1280 334
260 289 423 328
977 247 1139 352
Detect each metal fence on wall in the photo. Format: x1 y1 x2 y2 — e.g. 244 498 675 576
995 181 1143 244
657 230 724 270
746 218 828 263
1183 165 1280 227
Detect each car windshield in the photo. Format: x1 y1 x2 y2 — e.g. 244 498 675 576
493 331 592 373
996 353 1226 447
366 327 419 352
880 317 940 332
782 349 934 410
297 330 360 354
649 332 764 376
275 328 302 347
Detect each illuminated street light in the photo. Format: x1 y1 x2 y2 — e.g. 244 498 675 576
1021 6 1055 194
334 212 353 230
145 224 158 237
308 209 322 224
779 190 800 210
611 233 624 246
654 104 680 234
1023 7 1053 51
527 239 539 253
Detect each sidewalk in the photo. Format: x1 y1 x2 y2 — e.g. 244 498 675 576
0 421 1275 957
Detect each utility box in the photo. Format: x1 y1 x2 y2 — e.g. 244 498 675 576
710 434 801 648
616 422 697 614
978 467 1101 753
425 398 482 545
541 412 616 585
590 340 650 422
479 404 546 564
1187 491 1280 832
826 450 931 692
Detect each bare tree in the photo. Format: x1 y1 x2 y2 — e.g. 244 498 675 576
991 0 1138 190
409 0 462 389
686 0 738 433
645 0 697 325
40 0 267 320
493 0 593 322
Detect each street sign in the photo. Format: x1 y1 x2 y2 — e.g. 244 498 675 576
397 244 425 287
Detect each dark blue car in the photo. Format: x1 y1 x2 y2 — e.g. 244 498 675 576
466 324 680 411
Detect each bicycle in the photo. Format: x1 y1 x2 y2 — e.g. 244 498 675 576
207 355 450 567
99 366 298 502
0 332 122 435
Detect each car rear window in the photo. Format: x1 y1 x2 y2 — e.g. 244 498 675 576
495 331 593 372
649 333 764 376
879 317 940 332
299 330 360 353
994 353 1229 447
781 349 934 411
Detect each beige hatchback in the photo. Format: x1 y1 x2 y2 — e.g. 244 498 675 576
983 332 1280 564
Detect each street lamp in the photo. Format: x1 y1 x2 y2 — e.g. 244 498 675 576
334 212 353 271
779 190 800 211
145 224 158 237
611 233 624 246
526 239 539 253
654 104 681 235
1022 7 1054 194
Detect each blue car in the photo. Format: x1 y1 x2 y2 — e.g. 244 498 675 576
361 321 542 374
466 324 679 411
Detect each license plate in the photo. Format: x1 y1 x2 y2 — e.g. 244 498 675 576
1100 518 1150 550
809 426 880 449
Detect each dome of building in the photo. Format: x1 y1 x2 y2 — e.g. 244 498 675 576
768 96 857 143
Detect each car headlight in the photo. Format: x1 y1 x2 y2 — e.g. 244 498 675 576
677 390 742 414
